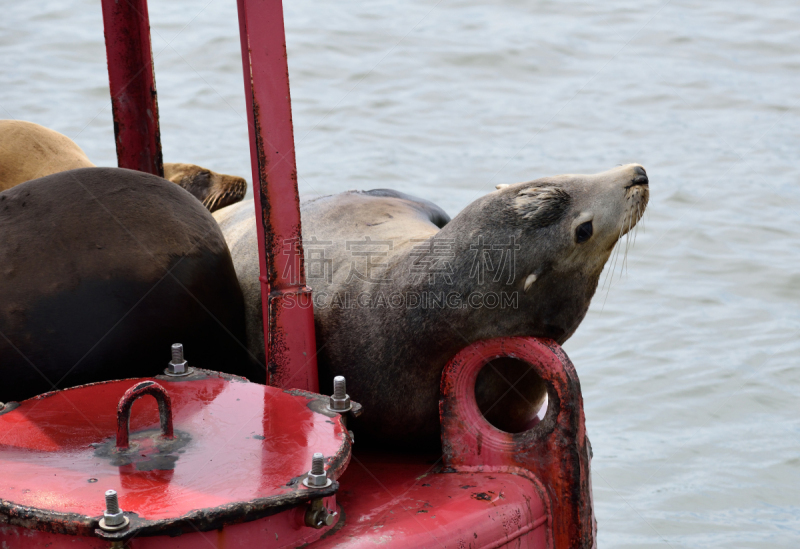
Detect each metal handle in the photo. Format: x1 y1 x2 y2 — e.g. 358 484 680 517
116 381 174 450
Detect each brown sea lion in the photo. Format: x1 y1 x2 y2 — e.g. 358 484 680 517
0 167 260 403
163 162 247 212
0 120 94 191
0 120 246 212
215 164 650 447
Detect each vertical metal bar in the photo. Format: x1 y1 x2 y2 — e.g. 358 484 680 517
101 0 164 177
236 0 319 392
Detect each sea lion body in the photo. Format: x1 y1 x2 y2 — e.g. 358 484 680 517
0 167 258 402
0 120 94 191
0 120 246 212
216 164 649 447
213 189 452 371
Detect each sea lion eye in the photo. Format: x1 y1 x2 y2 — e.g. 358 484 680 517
575 221 593 244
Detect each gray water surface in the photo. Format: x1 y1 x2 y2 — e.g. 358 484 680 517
2 0 799 546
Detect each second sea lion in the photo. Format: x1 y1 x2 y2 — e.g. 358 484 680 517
0 120 246 212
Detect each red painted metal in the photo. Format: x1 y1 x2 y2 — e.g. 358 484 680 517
115 381 174 449
440 337 597 548
236 0 319 392
0 504 336 548
101 0 164 176
314 451 550 548
0 371 349 545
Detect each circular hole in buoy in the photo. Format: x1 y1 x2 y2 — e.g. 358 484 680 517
474 357 549 434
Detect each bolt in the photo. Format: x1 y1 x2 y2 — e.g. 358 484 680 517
333 377 345 400
327 375 352 413
165 343 190 376
171 343 183 364
311 452 324 475
303 452 331 488
99 489 128 530
105 490 120 514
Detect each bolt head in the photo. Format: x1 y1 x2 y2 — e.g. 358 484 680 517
303 470 331 488
328 394 351 413
98 515 129 532
103 508 126 527
168 359 188 374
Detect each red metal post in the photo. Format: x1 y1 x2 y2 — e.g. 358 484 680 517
101 0 164 177
236 0 319 392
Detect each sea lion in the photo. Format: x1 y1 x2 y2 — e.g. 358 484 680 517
0 167 260 403
0 120 247 212
163 162 247 212
0 120 94 191
215 164 650 447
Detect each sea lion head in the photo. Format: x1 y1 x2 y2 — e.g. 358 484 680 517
461 164 649 434
446 163 649 344
501 163 649 281
163 163 247 212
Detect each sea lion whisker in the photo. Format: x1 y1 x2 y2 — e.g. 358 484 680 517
207 193 221 211
600 215 624 292
601 209 630 299
610 213 626 278
599 231 622 312
623 229 631 277
623 205 634 276
613 210 628 281
614 215 630 280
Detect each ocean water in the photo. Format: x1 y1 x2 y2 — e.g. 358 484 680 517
2 0 799 546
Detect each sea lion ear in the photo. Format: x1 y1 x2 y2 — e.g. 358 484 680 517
495 184 510 190
513 185 572 228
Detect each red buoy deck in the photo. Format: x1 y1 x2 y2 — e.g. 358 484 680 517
317 451 549 548
0 370 349 547
0 337 594 547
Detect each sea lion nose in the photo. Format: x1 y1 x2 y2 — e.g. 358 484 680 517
632 165 648 185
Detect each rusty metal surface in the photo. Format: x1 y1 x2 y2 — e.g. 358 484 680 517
101 0 164 176
0 499 338 548
440 337 597 549
236 0 319 392
313 450 548 548
0 373 349 541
